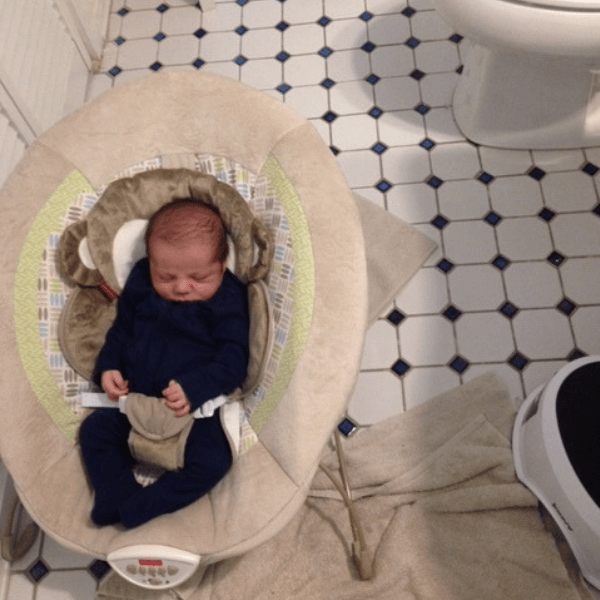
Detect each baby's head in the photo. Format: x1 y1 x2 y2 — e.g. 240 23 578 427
145 199 229 302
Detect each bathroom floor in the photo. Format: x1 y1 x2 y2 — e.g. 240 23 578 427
6 0 600 598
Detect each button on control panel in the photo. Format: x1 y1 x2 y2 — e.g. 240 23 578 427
108 545 201 590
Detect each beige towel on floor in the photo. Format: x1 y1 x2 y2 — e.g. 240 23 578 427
190 373 585 600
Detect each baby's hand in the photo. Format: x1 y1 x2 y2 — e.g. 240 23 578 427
101 370 129 401
162 380 191 417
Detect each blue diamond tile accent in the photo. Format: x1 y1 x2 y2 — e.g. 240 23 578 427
338 418 357 437
330 146 340 156
118 8 129 16
547 251 566 267
369 106 383 118
28 560 49 583
431 214 449 229
109 66 122 77
420 138 436 150
360 11 374 21
528 167 546 181
157 3 169 12
89 560 111 582
114 36 126 46
387 309 405 326
492 255 510 270
276 21 290 31
478 172 495 184
500 302 519 319
323 111 338 123
427 176 444 189
362 41 376 53
410 69 426 80
192 58 205 69
538 208 556 222
150 62 163 71
402 7 417 17
237 0 249 5
371 142 387 155
321 78 336 89
319 46 334 58
569 348 586 361
415 104 431 115
276 51 290 62
509 352 529 371
594 204 600 217
582 162 599 176
154 32 166 42
376 179 392 193
277 83 291 94
391 359 411 377
194 28 207 39
449 356 470 374
450 34 464 43
443 305 462 321
366 74 380 85
557 298 577 316
485 211 502 226
318 16 331 27
406 37 421 48
234 55 248 66
236 25 248 35
437 258 454 273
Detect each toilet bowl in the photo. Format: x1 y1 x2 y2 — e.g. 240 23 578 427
430 0 600 149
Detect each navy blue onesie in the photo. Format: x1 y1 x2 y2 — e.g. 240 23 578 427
79 258 249 528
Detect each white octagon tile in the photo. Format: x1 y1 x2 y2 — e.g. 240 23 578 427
503 262 563 308
329 80 375 115
331 114 378 151
448 264 505 311
489 176 544 217
375 77 421 111
541 171 598 212
513 309 574 360
395 267 449 315
399 315 456 366
348 370 404 425
381 145 431 185
561 257 600 305
438 180 490 220
443 221 498 265
551 213 600 257
403 366 460 410
386 182 438 224
430 142 481 181
456 312 514 363
572 306 600 356
496 217 553 261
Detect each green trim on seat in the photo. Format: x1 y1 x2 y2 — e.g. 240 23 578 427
251 156 315 434
15 171 94 443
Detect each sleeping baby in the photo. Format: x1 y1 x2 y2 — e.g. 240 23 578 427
79 199 250 528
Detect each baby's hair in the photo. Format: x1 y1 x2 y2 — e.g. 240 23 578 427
145 199 229 263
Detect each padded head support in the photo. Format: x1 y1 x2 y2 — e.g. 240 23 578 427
57 168 274 389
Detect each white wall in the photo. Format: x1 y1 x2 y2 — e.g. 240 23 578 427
0 0 110 189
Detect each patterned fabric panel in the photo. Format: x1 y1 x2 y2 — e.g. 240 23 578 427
38 154 298 454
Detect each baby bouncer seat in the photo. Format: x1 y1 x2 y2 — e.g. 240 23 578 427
0 72 368 590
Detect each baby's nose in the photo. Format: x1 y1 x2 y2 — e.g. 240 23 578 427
174 279 192 294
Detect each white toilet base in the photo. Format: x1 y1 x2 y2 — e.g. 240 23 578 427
452 44 600 150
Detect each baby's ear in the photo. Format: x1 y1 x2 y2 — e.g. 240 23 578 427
57 221 103 287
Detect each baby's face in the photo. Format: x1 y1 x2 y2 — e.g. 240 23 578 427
149 238 225 302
